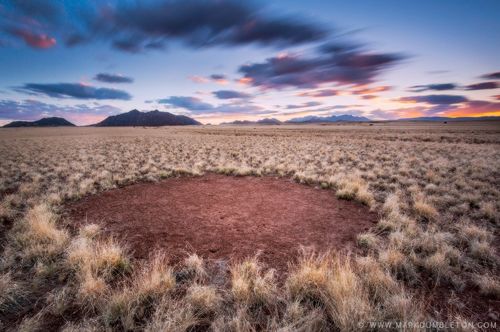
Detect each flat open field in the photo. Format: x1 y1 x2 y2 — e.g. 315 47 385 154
1 122 499 331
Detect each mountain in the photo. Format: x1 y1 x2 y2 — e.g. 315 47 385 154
286 114 370 123
221 117 282 125
94 110 200 126
396 116 500 122
3 117 75 128
257 118 282 125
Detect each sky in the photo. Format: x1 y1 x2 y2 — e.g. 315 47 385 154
0 0 499 125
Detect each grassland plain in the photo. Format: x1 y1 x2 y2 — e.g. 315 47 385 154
0 122 499 331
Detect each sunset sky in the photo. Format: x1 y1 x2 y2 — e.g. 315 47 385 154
0 0 499 125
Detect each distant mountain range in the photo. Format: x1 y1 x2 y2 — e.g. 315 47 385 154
3 117 75 128
93 110 200 126
222 115 371 125
221 118 282 125
286 114 371 123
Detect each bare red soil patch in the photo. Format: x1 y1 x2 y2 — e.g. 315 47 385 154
65 174 377 269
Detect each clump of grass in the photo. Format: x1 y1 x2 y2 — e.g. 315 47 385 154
144 297 198 332
378 247 418 283
79 223 101 239
422 251 450 283
186 284 221 314
479 201 497 221
474 274 500 298
335 175 375 207
469 239 497 265
356 256 398 301
66 234 131 311
183 253 206 280
231 257 277 307
102 253 175 330
10 204 69 264
357 232 379 250
286 252 330 303
413 195 439 221
0 272 26 314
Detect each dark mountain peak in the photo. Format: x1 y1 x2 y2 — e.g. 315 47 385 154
94 110 200 127
3 117 75 128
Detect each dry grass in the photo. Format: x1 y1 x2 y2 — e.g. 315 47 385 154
0 123 498 330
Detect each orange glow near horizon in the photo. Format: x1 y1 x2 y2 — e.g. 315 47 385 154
444 109 500 118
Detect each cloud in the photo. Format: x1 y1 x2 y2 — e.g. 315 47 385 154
188 74 229 84
210 74 228 84
6 27 56 49
0 99 121 125
298 89 338 97
189 76 209 83
94 73 134 83
238 44 405 89
158 96 214 111
465 82 498 90
1 1 327 52
210 74 226 81
158 95 265 115
481 72 500 80
17 83 132 100
103 1 327 51
213 90 251 99
351 85 391 95
5 1 63 24
408 83 456 92
397 94 468 105
285 101 322 109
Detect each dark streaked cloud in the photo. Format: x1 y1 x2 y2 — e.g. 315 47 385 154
298 89 338 97
481 72 500 80
465 82 498 90
397 94 468 105
2 1 328 53
238 44 405 89
158 96 213 111
5 1 63 24
158 95 266 115
94 73 134 84
408 83 457 92
17 83 132 100
210 74 226 81
213 90 251 99
103 1 327 51
285 101 322 109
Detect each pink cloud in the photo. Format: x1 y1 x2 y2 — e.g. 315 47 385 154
10 28 56 49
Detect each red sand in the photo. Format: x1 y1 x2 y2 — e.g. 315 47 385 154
65 174 378 268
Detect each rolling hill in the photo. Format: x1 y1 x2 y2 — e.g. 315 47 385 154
3 117 75 128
